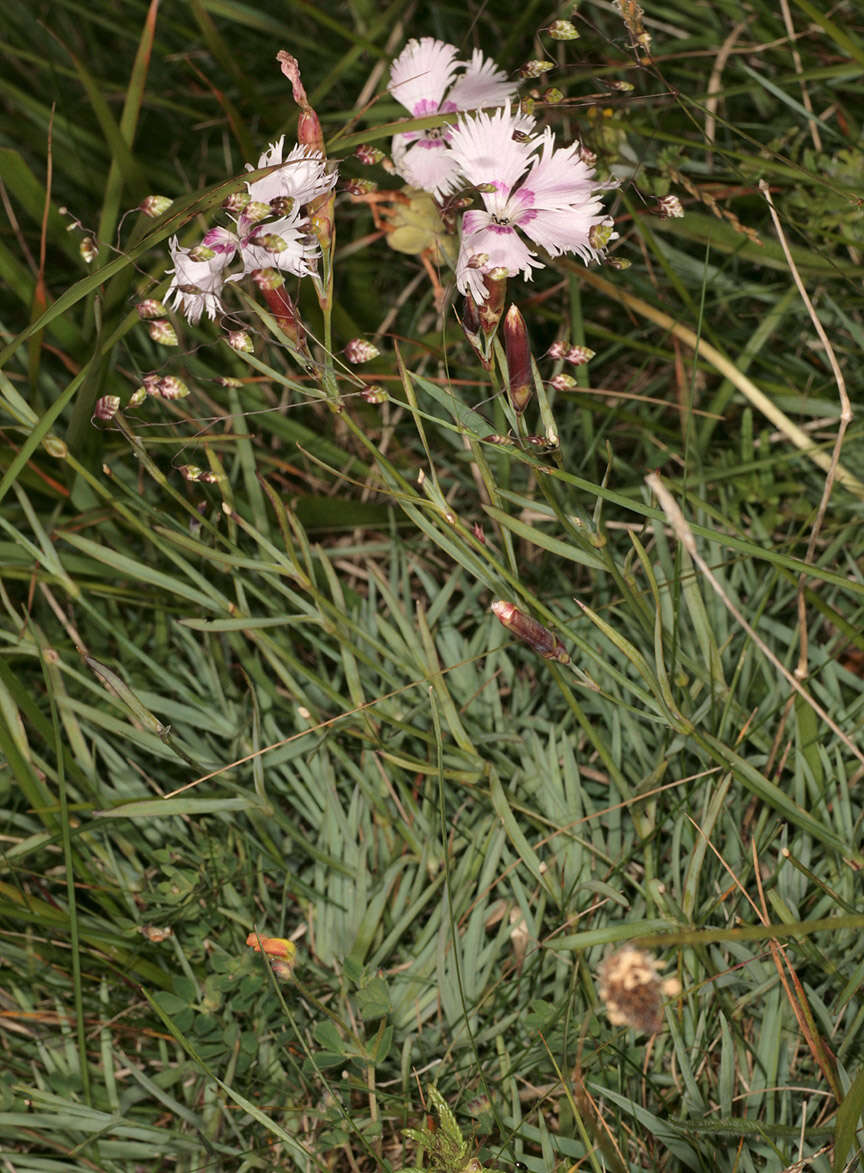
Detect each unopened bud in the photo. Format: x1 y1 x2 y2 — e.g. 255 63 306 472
42 435 68 459
226 329 254 353
520 59 555 79
79 236 98 264
277 51 325 155
136 298 167 319
222 191 250 214
491 600 570 663
148 320 178 346
362 385 387 404
355 144 385 166
656 194 684 219
476 270 508 339
548 19 579 39
92 395 120 422
504 304 533 415
566 346 595 366
344 338 380 364
157 375 190 400
550 373 577 390
139 195 173 218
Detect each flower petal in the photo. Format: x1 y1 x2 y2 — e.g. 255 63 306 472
388 37 460 115
447 49 516 111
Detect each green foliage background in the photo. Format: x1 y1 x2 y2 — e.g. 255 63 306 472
1 1 864 1171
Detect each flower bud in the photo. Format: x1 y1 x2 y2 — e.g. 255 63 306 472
504 304 533 415
79 236 98 264
225 329 254 353
476 270 508 339
42 435 68 459
157 376 190 400
344 338 380 364
148 320 178 346
566 346 595 366
138 195 173 218
277 51 324 155
548 19 579 39
136 298 167 319
253 274 309 356
490 600 570 663
92 395 120 422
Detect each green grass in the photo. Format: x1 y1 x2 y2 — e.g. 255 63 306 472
2 1 864 1171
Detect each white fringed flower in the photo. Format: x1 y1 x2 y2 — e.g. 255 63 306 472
388 38 516 196
203 137 336 280
165 237 230 324
446 108 615 303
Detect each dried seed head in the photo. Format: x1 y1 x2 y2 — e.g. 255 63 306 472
79 236 98 264
157 375 190 400
520 59 555 79
222 191 251 214
148 320 178 346
490 600 570 663
546 340 569 359
361 384 387 404
550 373 577 391
136 298 167 320
344 338 381 364
354 144 385 166
597 947 680 1034
656 194 685 219
548 19 580 39
139 195 173 218
566 346 595 366
92 395 120 422
226 330 254 353
244 200 273 225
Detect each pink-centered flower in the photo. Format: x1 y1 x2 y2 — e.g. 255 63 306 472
388 38 516 196
445 108 616 304
203 136 336 280
165 237 231 324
